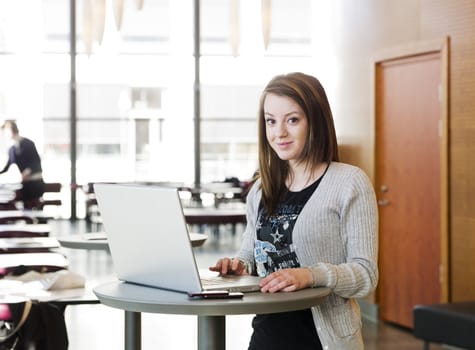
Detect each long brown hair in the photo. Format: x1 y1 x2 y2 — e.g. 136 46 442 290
257 72 339 214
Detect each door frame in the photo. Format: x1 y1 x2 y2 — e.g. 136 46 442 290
371 37 450 302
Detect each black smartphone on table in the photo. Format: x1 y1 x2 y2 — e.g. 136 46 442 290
188 290 244 299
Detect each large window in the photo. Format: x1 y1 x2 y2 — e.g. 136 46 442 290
0 0 333 218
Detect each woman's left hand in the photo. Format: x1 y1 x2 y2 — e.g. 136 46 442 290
259 268 313 293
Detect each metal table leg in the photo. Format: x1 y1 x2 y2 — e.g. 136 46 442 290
125 311 141 350
198 315 226 350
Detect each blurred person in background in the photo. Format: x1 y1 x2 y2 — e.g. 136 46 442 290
0 120 45 209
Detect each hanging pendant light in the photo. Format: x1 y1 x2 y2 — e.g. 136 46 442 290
112 0 124 30
261 0 272 50
135 0 144 10
230 0 240 57
83 0 94 55
94 0 106 45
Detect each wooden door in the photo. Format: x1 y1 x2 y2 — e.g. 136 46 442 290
375 43 449 328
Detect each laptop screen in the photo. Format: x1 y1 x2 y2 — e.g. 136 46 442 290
94 183 204 293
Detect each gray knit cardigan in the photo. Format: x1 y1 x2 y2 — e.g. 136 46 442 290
237 162 379 349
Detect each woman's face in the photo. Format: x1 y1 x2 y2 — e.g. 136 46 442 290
264 93 308 164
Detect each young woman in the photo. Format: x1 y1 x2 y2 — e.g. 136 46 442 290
210 72 378 349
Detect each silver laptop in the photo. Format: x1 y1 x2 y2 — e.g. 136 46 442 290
93 183 261 293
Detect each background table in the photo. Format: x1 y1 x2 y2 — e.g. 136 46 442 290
58 232 208 250
0 185 17 207
0 252 69 273
0 236 59 253
0 223 51 237
0 210 53 224
58 233 110 250
94 280 331 350
183 208 246 226
184 207 246 238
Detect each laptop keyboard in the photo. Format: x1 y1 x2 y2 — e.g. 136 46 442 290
199 269 262 292
201 275 239 286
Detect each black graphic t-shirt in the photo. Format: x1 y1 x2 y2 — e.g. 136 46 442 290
254 177 323 277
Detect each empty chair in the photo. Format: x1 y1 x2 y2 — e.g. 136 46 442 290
414 301 475 350
40 182 62 209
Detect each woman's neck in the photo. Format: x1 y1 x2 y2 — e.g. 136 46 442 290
286 161 328 192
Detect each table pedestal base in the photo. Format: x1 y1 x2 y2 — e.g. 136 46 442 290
94 281 330 350
125 311 141 350
198 315 225 350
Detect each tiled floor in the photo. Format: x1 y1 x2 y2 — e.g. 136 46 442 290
49 219 440 350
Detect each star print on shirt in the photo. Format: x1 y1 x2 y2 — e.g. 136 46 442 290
270 229 284 243
254 176 324 277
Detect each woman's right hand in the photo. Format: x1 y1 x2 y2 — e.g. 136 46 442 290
209 257 247 276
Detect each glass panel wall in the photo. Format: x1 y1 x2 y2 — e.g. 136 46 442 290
0 0 71 217
73 0 195 218
0 0 336 218
199 0 315 183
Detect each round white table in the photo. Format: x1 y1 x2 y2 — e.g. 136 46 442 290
58 235 109 250
94 281 331 350
58 232 208 250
